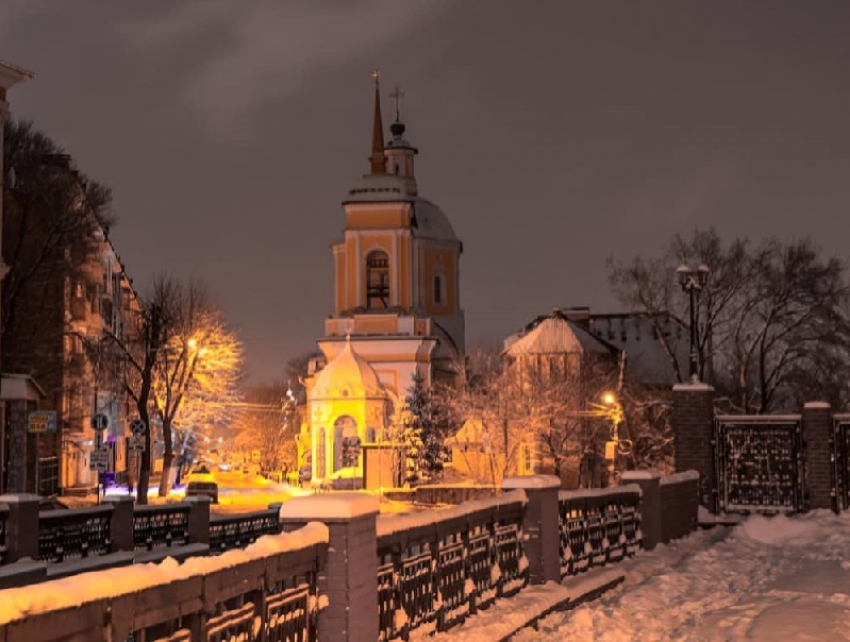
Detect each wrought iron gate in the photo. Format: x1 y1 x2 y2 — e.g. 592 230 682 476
834 417 850 512
715 416 804 513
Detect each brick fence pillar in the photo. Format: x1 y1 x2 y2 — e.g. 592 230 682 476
673 382 716 512
620 471 662 550
802 401 833 511
184 496 211 545
0 493 40 561
501 475 560 584
104 495 135 552
280 492 379 641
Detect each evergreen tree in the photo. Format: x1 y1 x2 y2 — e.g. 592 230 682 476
405 371 446 479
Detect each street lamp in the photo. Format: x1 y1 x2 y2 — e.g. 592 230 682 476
677 263 710 383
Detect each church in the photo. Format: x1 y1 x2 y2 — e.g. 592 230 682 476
298 74 464 486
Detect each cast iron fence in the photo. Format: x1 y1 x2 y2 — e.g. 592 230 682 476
37 505 114 562
134 503 190 550
0 503 9 565
376 494 527 641
557 487 642 577
715 416 804 513
209 504 282 553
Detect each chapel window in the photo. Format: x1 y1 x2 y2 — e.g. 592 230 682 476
366 250 390 309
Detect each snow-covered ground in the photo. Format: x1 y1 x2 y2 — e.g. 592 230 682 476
508 510 850 641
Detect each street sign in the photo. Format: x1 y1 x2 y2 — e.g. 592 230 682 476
130 419 147 436
129 435 147 452
91 413 109 431
90 448 109 472
28 411 57 434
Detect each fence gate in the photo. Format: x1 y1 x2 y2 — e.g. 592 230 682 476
715 416 804 513
834 417 850 511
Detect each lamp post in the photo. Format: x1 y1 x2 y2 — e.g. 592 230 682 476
677 264 710 383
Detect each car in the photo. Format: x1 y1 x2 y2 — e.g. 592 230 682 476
185 466 219 503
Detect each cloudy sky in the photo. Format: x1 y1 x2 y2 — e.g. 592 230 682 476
2 2 849 382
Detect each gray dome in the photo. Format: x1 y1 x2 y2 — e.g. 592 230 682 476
412 198 457 242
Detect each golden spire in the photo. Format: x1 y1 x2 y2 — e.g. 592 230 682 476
369 69 386 175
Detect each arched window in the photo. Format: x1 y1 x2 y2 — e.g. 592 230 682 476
333 415 360 471
366 427 377 443
433 275 444 305
366 250 390 309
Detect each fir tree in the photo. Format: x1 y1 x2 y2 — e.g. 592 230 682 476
405 371 447 479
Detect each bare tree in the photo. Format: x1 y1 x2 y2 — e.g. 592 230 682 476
149 279 243 496
609 228 850 412
110 277 243 501
233 381 297 478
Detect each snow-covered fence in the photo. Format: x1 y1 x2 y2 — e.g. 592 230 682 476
557 485 642 577
623 470 699 549
0 522 329 641
209 503 281 553
375 489 528 640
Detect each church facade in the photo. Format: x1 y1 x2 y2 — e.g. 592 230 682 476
299 76 464 486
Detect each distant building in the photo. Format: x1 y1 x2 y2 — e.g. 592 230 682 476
1 152 138 494
0 59 35 493
505 307 689 389
298 76 465 487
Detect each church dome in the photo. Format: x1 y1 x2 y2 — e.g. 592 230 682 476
311 339 388 400
412 197 457 242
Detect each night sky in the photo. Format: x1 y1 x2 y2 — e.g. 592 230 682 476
2 2 849 382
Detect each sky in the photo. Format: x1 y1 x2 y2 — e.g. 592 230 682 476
2 1 849 383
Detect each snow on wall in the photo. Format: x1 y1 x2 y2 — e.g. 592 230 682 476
659 470 700 486
279 491 379 520
0 522 329 626
502 475 560 489
558 484 642 502
377 489 527 538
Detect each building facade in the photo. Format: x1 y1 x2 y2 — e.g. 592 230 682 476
1 150 138 494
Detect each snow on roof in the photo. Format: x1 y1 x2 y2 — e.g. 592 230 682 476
310 338 388 401
279 492 380 520
505 314 613 357
412 198 458 242
0 522 329 626
376 489 527 538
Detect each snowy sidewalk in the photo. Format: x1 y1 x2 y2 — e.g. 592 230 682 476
511 511 850 641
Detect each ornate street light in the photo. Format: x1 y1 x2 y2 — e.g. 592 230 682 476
677 263 710 383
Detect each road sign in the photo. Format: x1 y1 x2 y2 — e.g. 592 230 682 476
129 435 147 452
130 419 147 436
28 411 57 434
90 448 109 472
91 413 109 431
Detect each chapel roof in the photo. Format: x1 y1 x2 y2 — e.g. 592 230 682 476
310 338 388 400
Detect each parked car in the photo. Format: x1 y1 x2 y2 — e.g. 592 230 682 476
185 466 219 503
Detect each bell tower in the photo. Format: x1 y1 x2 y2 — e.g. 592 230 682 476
316 73 465 397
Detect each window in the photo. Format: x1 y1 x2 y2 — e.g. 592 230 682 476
333 415 360 471
366 250 390 309
433 275 444 305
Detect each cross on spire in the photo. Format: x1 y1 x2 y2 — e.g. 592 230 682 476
390 86 405 122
